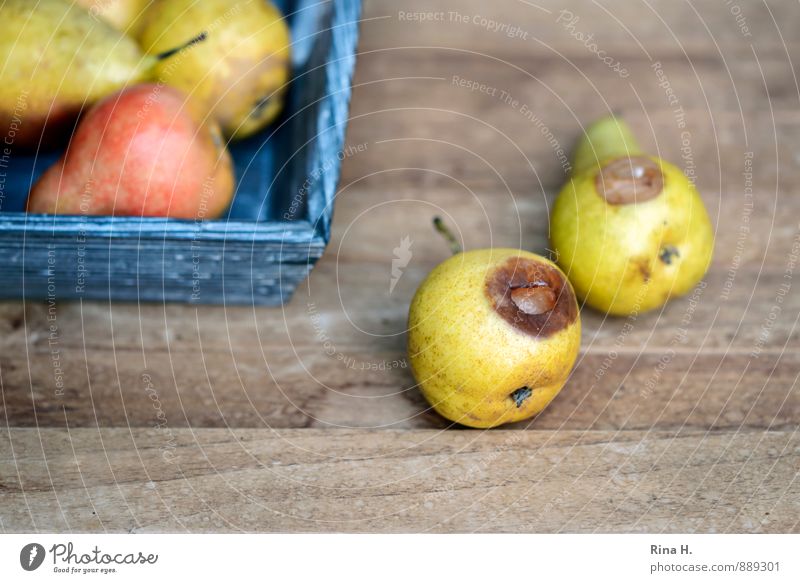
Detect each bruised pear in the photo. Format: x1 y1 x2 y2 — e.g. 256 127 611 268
137 0 291 140
550 116 714 316
408 225 581 428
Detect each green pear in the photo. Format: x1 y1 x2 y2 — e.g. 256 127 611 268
137 0 291 140
550 116 714 315
0 0 201 151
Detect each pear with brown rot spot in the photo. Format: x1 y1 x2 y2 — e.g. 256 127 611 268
550 115 715 316
407 218 581 428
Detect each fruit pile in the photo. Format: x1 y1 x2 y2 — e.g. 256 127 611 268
1 0 291 219
408 116 714 428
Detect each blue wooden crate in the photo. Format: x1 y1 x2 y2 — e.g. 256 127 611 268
0 0 361 305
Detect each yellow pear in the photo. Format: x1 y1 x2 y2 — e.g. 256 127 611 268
137 0 291 140
73 0 149 34
0 0 202 151
407 221 581 428
550 116 714 316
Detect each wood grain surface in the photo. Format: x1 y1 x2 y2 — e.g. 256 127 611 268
1 0 799 532
2 428 798 533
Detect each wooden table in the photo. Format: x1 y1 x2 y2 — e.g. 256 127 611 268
2 0 799 533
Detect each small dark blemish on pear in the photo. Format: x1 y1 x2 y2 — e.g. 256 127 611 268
659 245 680 265
510 387 533 408
252 94 274 116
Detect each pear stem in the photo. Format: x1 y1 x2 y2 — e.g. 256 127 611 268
155 31 208 61
432 217 462 255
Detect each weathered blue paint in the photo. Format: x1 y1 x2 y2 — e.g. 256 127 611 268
0 0 361 305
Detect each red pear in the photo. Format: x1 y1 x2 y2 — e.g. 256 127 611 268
27 83 234 219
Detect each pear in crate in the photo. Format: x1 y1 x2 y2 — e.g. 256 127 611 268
138 0 291 140
0 0 202 151
28 84 234 219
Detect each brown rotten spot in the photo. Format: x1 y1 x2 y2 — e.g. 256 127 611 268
596 156 664 205
485 257 578 338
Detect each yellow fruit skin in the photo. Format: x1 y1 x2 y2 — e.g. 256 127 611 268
73 0 148 34
407 249 581 428
138 0 291 140
550 156 714 316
